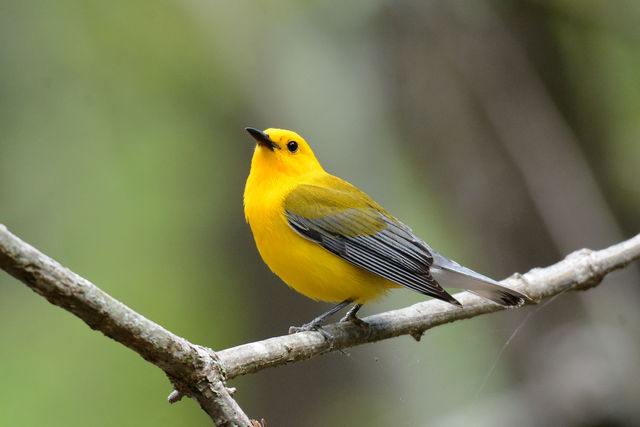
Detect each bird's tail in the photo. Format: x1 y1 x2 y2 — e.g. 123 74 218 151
429 250 531 307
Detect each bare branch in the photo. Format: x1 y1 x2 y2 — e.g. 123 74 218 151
216 234 640 379
1 222 639 424
0 224 251 426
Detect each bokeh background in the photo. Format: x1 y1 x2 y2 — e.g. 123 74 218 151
1 1 639 426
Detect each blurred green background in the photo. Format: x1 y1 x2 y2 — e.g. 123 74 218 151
1 1 639 426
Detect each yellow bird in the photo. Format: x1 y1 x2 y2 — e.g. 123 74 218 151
244 127 530 337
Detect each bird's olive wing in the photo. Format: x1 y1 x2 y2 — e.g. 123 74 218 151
283 184 459 304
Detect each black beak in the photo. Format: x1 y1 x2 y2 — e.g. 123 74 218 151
245 127 280 151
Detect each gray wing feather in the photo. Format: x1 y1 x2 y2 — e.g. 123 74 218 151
285 209 460 305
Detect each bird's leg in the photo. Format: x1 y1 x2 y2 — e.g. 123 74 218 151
289 299 353 346
339 303 362 322
340 303 370 332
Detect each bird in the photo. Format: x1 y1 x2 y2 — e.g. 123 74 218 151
243 127 530 340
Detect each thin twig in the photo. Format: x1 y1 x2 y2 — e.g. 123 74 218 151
1 223 639 424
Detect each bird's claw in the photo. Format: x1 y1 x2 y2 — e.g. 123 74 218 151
339 313 365 324
340 314 371 337
289 323 335 350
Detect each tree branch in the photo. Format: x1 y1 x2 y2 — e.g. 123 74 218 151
0 224 250 427
1 223 639 424
217 233 640 379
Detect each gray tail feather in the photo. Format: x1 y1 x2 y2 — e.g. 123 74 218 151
430 265 531 308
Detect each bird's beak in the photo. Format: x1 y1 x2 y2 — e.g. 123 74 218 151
245 127 280 151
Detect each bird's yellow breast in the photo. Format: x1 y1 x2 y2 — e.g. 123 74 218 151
244 160 394 303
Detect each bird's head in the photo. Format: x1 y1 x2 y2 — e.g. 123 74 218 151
245 127 323 177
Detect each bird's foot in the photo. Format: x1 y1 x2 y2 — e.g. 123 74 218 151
289 322 335 349
339 303 363 323
340 315 371 336
287 299 353 350
339 303 371 335
340 315 369 328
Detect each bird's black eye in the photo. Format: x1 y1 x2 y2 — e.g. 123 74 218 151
287 141 298 153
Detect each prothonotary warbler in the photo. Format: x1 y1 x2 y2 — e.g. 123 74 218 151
244 127 530 339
